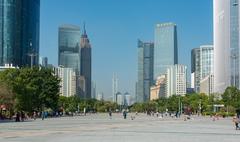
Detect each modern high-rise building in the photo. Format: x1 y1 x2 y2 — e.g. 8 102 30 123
200 74 214 96
191 48 200 91
124 92 131 106
0 0 40 67
166 64 187 97
80 24 92 99
40 57 48 67
97 93 104 101
58 25 81 74
191 45 213 93
55 67 76 97
154 23 178 79
91 81 97 99
214 0 240 93
136 40 154 102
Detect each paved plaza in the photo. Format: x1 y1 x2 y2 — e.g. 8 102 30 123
0 113 240 142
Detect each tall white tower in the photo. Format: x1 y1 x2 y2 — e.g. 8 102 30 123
112 73 118 102
214 0 240 93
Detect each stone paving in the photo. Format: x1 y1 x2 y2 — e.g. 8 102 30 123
0 113 240 142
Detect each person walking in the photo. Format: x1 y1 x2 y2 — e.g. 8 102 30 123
41 111 45 120
21 111 25 122
233 115 239 130
84 107 86 116
16 112 20 122
123 110 127 119
108 109 112 119
33 111 37 120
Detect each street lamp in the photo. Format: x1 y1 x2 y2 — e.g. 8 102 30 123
178 95 181 117
27 42 37 68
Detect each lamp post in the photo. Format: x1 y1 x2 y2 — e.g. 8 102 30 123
178 95 181 117
27 42 37 68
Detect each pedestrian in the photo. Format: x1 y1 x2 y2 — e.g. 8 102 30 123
33 111 37 120
233 115 239 130
16 112 20 122
41 111 45 120
21 111 25 122
84 107 86 116
109 109 112 119
123 110 127 119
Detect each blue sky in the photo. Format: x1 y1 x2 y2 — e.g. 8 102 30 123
40 0 213 100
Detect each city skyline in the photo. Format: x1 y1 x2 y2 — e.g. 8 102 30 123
40 0 213 98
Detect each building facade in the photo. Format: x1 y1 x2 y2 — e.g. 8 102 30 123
55 67 76 97
124 93 131 106
154 23 178 79
150 75 166 100
97 93 104 101
80 25 92 99
191 45 213 93
58 25 81 74
214 0 240 93
40 57 48 67
191 48 200 92
200 74 214 96
0 64 17 71
166 64 187 97
0 0 40 67
136 40 154 102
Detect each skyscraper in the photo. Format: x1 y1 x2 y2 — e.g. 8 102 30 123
154 23 178 79
166 64 187 97
214 0 240 93
191 45 213 93
91 81 97 99
0 0 40 67
80 24 92 99
41 57 48 67
58 25 81 74
55 67 76 97
191 48 200 91
136 40 154 102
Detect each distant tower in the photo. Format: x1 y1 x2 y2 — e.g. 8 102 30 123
154 23 178 79
137 40 154 102
112 73 118 102
80 23 92 99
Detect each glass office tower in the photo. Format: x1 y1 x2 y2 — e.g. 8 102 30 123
214 0 240 93
154 23 178 80
0 0 40 67
191 45 213 93
58 25 81 74
136 40 154 103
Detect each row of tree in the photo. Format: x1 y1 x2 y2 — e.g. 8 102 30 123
1 67 240 119
131 87 240 116
0 68 119 119
58 96 118 113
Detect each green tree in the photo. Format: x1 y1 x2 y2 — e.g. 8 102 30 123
0 67 60 113
222 86 240 110
0 82 15 118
